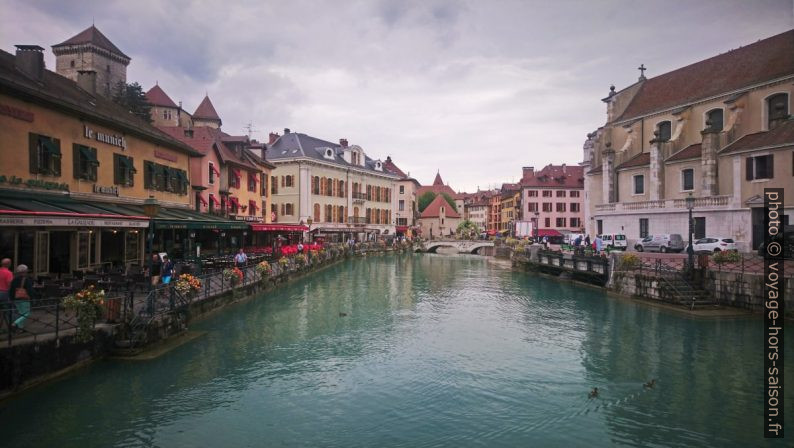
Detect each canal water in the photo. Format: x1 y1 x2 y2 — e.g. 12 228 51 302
2 254 792 447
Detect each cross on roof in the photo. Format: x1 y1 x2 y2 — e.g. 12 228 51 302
638 64 647 80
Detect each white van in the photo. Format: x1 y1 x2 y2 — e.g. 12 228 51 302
598 234 627 250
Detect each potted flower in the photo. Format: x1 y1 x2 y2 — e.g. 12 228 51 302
295 253 308 269
62 285 105 342
223 267 244 288
174 274 202 298
255 260 271 284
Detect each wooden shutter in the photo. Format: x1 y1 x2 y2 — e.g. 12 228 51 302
52 138 61 175
73 144 81 179
113 153 121 184
128 157 135 187
745 157 753 181
90 147 98 181
766 154 774 179
29 133 39 174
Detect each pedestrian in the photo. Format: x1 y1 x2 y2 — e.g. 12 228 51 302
595 235 604 253
0 258 13 330
234 248 248 268
574 235 582 248
161 255 174 284
297 242 304 254
9 264 35 332
150 253 162 287
585 235 591 247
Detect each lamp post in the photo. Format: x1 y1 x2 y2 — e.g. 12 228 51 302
306 218 313 243
142 196 161 291
533 211 540 242
685 193 695 276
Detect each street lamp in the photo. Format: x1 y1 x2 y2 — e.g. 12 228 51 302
306 218 313 243
142 196 161 290
533 211 540 242
685 193 695 276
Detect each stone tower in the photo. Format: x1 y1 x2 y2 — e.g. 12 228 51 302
51 25 130 98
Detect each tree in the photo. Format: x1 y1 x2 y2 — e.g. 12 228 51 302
456 219 479 239
111 81 153 123
440 192 458 212
418 191 437 212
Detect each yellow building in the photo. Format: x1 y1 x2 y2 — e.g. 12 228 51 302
499 188 521 235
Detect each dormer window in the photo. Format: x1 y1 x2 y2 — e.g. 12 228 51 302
375 161 382 171
706 109 723 131
657 121 672 142
767 93 789 128
323 148 334 160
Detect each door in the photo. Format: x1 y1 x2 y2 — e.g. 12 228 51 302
35 231 49 275
694 217 706 239
751 207 764 249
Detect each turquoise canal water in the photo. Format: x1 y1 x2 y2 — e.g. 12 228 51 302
2 254 793 447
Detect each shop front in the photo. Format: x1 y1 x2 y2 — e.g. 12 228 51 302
250 223 308 247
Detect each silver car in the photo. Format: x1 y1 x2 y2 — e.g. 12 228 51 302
634 234 685 253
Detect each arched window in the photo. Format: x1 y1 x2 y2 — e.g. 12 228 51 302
338 206 345 223
354 206 359 218
767 93 789 128
313 203 320 222
657 121 672 142
325 204 333 223
706 109 723 132
320 177 326 195
326 178 333 196
339 181 345 197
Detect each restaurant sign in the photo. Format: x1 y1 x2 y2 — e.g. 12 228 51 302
0 215 149 228
235 216 263 222
0 103 34 122
93 184 119 196
0 175 69 191
84 125 127 150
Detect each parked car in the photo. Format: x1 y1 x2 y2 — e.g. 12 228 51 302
634 234 685 253
685 237 737 254
598 233 627 250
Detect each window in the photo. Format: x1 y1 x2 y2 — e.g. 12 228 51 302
284 175 294 187
70 60 75 68
569 191 580 198
555 218 566 227
261 174 268 197
399 185 404 194
339 181 345 198
767 93 789 128
229 169 241 189
528 190 538 197
339 206 345 223
542 203 552 212
326 178 333 196
399 200 405 211
544 218 550 227
556 190 566 198
694 217 706 239
162 109 172 121
596 219 603 235
28 133 62 176
639 218 649 238
271 176 278 194
313 203 321 222
73 144 98 181
248 172 258 192
570 203 580 212
285 203 294 215
657 121 672 142
397 218 408 226
556 203 566 212
706 108 723 131
113 153 136 186
326 205 333 223
681 168 694 191
633 175 644 194
746 154 774 180
208 162 216 184
570 217 580 228
528 202 538 212
542 190 552 197
144 161 188 194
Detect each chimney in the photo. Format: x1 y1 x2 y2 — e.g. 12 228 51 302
522 166 534 179
283 128 291 134
14 45 45 81
268 132 280 144
76 70 97 95
339 138 348 148
769 103 790 130
562 163 567 174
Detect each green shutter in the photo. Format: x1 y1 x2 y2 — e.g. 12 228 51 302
52 138 61 175
128 157 135 187
90 147 98 181
144 161 152 188
29 133 39 174
113 153 121 185
73 144 81 180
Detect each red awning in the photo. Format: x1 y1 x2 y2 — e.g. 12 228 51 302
250 223 309 232
211 164 221 176
537 229 562 237
487 229 497 236
232 168 241 179
395 226 408 232
250 173 259 183
198 194 208 206
249 200 259 211
209 194 220 206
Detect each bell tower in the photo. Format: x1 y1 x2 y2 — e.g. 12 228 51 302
52 25 130 98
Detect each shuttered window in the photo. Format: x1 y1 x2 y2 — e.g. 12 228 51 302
73 144 98 181
113 153 136 186
29 133 62 176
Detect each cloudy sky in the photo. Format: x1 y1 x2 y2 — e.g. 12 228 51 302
1 1 792 191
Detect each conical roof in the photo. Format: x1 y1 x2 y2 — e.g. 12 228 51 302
52 25 129 60
432 171 444 186
145 84 178 108
193 95 221 121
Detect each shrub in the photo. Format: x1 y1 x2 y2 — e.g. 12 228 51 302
713 250 740 264
62 285 105 342
223 267 244 287
619 253 640 270
174 274 201 297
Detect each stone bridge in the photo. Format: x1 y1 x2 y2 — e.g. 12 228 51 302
422 240 494 254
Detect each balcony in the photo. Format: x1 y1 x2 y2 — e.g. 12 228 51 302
348 217 368 225
595 195 732 214
352 192 367 204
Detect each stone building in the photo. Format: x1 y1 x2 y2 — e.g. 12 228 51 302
520 164 584 237
583 29 794 251
383 156 420 238
418 194 461 239
52 25 130 98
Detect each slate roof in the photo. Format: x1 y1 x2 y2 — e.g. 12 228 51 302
420 194 460 219
667 143 702 162
267 132 398 177
0 48 199 156
520 164 584 188
145 84 178 108
616 152 650 170
721 119 794 154
616 29 794 122
52 25 130 60
193 95 221 121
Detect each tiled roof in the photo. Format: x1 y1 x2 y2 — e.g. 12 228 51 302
432 172 444 186
157 126 261 171
721 119 794 154
616 29 794 122
193 95 221 121
520 164 584 188
52 25 130 59
383 156 407 178
617 152 650 170
587 165 603 175
667 143 702 162
420 194 460 218
0 49 199 156
145 84 178 108
416 184 457 198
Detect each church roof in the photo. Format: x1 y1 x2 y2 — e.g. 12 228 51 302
145 84 178 108
52 25 129 60
616 29 794 122
667 143 702 162
616 152 650 170
193 95 221 121
433 172 444 186
721 118 794 154
420 194 460 219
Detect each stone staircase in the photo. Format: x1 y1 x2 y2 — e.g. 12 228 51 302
658 272 717 309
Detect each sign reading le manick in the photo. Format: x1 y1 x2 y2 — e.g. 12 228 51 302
84 125 127 150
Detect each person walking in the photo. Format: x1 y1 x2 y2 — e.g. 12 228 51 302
161 255 174 284
0 258 13 330
9 264 35 332
297 242 304 254
585 235 591 247
234 248 248 268
149 253 162 287
595 235 604 254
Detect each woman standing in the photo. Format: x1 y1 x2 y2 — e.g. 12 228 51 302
161 255 174 284
9 264 35 332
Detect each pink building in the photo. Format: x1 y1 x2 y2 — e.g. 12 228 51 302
520 164 584 237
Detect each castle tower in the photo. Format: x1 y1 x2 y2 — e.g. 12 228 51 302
193 95 222 129
52 25 130 98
